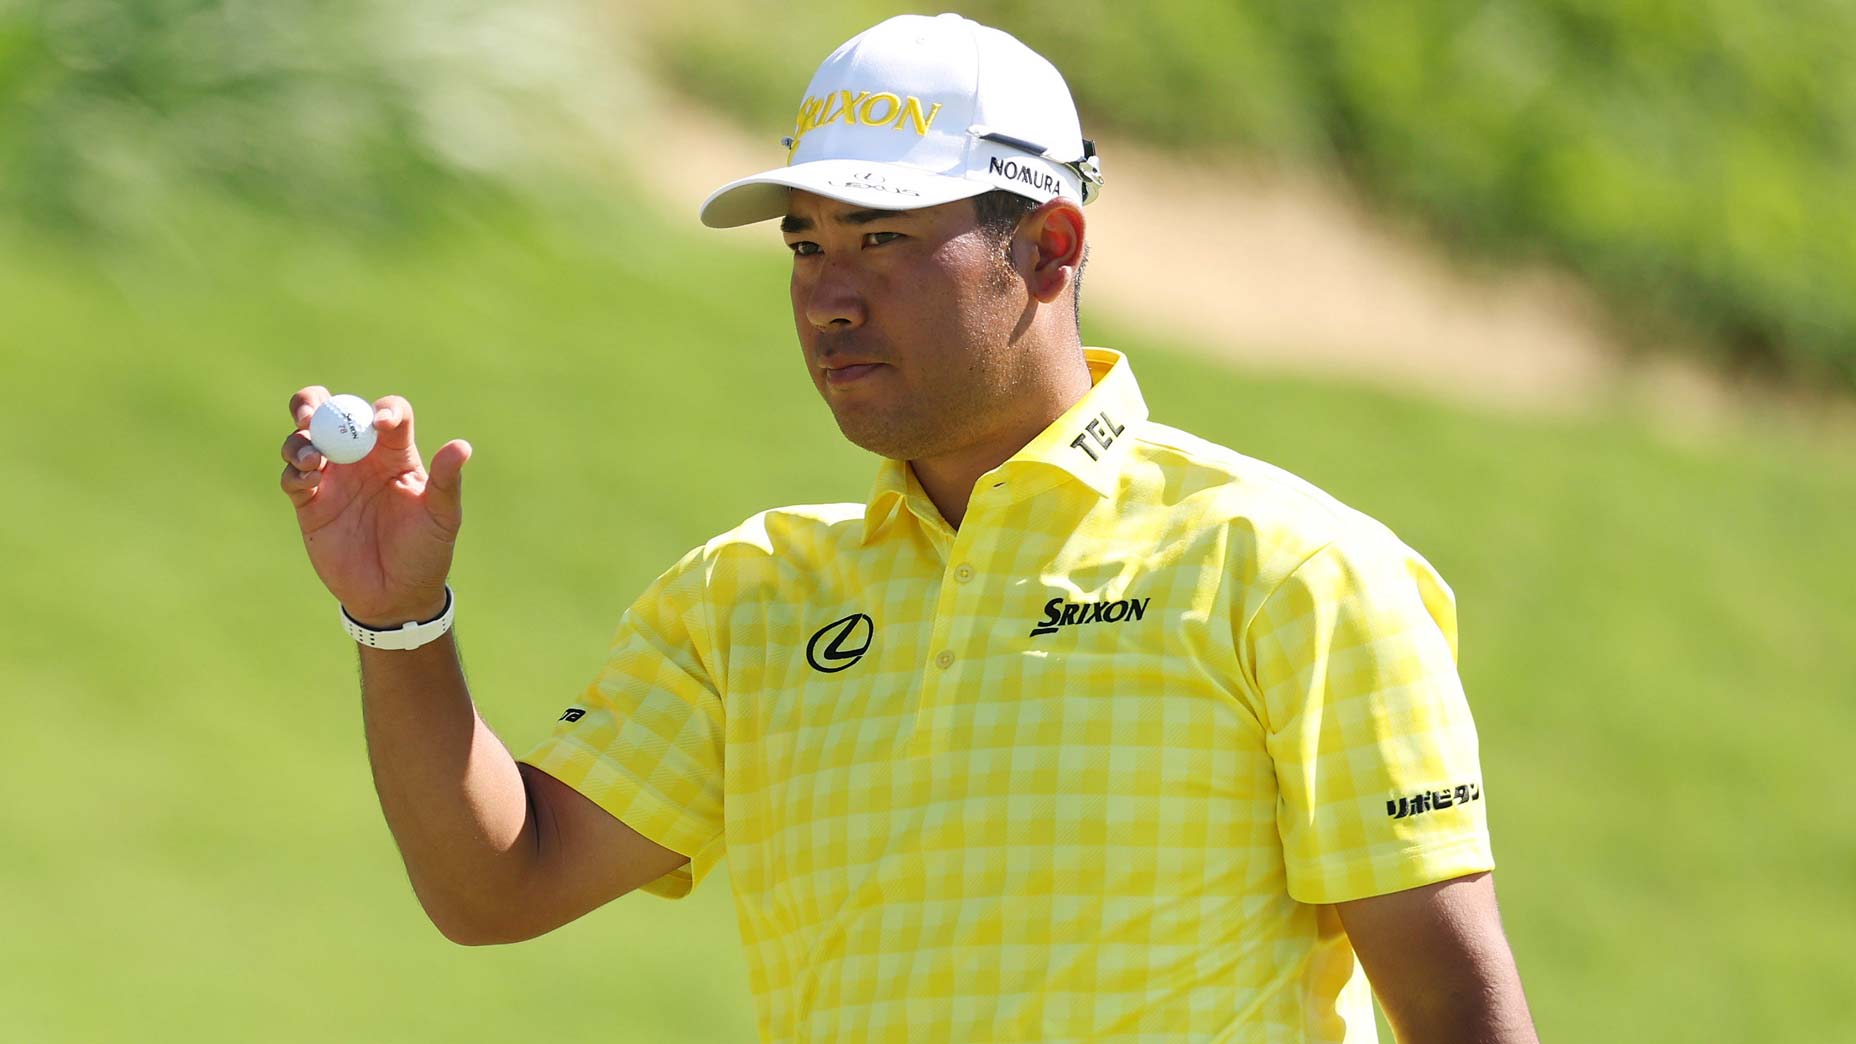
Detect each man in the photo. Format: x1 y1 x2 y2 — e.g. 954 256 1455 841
279 14 1538 1043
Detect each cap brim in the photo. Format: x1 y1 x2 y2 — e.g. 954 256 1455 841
699 159 991 228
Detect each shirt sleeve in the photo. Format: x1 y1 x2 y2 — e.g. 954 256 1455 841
519 545 726 899
1244 531 1494 905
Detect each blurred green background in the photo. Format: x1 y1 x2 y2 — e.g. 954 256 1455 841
2 2 1851 1042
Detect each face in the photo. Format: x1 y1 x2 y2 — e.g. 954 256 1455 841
782 190 1034 462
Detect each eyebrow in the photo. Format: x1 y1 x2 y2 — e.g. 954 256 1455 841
779 208 908 234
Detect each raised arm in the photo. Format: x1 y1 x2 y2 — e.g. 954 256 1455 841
279 387 685 944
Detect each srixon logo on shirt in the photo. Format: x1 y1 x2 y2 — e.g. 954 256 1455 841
1029 595 1151 637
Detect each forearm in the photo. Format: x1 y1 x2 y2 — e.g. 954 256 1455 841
359 633 537 943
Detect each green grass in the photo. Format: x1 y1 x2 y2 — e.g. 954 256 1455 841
1 195 1851 1042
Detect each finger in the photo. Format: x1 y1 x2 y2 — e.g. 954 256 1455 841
281 430 323 472
426 439 472 529
290 386 332 430
373 395 416 454
279 462 324 508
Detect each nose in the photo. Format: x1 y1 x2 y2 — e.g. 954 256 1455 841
800 256 867 331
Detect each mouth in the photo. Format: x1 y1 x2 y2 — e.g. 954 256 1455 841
821 361 885 387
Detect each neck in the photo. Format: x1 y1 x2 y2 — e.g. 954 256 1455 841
910 351 1093 528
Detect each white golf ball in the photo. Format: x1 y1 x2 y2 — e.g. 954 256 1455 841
309 394 379 465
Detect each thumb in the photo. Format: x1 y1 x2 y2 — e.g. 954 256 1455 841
426 438 472 528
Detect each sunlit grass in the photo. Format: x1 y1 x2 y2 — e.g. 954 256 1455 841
1 198 1850 1042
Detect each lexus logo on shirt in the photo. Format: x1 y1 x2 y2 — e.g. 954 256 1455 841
806 613 874 673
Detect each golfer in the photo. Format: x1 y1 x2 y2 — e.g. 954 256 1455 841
280 14 1538 1043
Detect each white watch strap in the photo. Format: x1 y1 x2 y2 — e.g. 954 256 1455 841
341 586 455 650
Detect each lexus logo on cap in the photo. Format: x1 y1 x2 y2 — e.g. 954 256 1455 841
806 613 874 673
824 171 919 197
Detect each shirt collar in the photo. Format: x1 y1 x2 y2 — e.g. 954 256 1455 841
862 348 1148 544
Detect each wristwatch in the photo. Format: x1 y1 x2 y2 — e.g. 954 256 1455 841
341 586 455 650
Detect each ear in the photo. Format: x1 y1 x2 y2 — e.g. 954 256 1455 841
1017 198 1087 305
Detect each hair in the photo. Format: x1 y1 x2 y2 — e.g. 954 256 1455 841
971 190 1088 335
972 188 1039 243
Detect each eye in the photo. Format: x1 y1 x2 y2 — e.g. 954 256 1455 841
788 240 821 256
863 231 902 247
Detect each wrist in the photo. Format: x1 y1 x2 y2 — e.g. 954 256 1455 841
341 586 455 650
345 592 449 631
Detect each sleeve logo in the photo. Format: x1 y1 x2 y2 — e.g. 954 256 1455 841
1387 782 1482 819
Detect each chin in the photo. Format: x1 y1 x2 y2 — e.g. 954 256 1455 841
837 427 915 461
831 412 929 461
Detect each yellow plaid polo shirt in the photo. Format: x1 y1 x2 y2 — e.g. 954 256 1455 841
522 348 1494 1043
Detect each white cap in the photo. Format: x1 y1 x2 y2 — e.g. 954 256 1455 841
699 13 1102 228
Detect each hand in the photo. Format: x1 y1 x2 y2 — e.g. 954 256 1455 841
279 387 472 628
